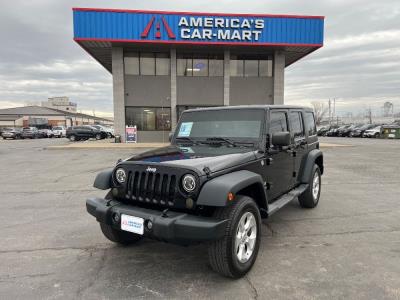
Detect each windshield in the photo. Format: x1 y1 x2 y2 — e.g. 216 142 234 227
175 109 264 145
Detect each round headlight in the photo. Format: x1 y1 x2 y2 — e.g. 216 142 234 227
115 168 126 184
182 174 196 193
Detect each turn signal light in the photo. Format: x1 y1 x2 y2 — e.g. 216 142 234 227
227 192 235 201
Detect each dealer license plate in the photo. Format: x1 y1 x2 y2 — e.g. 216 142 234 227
121 214 144 235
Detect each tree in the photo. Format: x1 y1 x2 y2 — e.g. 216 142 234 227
311 101 328 125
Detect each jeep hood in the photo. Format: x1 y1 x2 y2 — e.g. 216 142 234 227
124 145 258 175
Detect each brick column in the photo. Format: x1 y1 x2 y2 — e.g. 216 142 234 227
112 47 126 142
273 51 285 105
223 49 230 106
170 48 177 130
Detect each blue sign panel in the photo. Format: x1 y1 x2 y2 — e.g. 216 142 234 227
73 9 324 46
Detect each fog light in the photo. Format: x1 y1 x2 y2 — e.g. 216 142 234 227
186 198 194 209
147 220 153 230
112 213 120 223
112 188 119 197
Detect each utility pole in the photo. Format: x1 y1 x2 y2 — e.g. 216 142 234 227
328 99 332 126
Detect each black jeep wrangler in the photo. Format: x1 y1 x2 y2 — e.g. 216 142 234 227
87 106 323 278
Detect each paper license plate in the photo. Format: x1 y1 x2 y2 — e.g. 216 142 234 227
121 214 144 235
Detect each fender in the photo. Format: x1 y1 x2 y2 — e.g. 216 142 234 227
300 149 324 183
93 169 113 190
197 170 267 208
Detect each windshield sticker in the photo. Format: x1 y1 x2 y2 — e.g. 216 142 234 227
179 147 194 153
178 122 193 137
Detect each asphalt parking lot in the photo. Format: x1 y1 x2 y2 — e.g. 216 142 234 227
0 137 399 299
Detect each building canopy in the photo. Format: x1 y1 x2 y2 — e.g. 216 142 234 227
73 8 324 71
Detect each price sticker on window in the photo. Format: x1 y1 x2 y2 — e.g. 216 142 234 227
178 122 193 137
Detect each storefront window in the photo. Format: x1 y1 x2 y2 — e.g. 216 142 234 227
126 107 171 131
230 58 244 76
156 53 170 75
192 57 208 76
259 59 273 77
177 56 193 76
244 60 258 77
209 56 223 76
177 54 223 77
231 55 273 77
140 53 155 75
124 53 139 75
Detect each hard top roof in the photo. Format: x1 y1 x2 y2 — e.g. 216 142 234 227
184 105 313 113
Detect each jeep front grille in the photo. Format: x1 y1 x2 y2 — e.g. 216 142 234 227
126 171 178 206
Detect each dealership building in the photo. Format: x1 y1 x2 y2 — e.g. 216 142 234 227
73 8 324 142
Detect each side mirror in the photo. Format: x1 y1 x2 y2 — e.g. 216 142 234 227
168 132 173 142
271 131 291 147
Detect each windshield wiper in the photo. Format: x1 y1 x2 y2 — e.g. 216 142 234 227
204 137 257 148
175 136 197 145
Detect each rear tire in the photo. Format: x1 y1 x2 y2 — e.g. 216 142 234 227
69 135 76 141
299 165 321 208
208 196 261 278
100 223 143 245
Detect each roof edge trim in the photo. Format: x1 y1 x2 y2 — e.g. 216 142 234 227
72 7 325 20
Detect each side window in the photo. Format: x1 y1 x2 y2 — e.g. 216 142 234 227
270 111 288 134
289 111 305 139
304 112 317 136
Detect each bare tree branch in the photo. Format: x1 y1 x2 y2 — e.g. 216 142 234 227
311 101 329 125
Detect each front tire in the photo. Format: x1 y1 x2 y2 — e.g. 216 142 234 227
69 135 76 141
100 223 143 245
299 165 321 208
208 196 261 278
95 133 102 140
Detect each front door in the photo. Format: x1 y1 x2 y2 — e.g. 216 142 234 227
264 110 294 202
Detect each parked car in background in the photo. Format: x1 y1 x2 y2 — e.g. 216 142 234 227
337 124 355 137
1 127 22 139
21 127 40 139
91 125 112 138
326 125 345 137
38 129 54 138
52 126 66 138
364 126 382 138
101 125 114 138
66 125 107 141
317 126 331 136
351 124 376 137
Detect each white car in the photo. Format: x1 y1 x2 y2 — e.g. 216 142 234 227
94 125 114 138
52 126 66 138
363 126 381 138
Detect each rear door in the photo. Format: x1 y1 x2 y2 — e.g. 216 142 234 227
264 109 294 201
288 110 307 185
303 111 318 151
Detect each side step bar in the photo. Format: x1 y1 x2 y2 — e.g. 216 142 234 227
267 184 309 216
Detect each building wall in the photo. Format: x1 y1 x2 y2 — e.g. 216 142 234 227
125 76 171 107
177 77 224 106
230 77 274 106
113 48 286 142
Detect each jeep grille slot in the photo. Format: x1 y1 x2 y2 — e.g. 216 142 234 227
126 171 178 207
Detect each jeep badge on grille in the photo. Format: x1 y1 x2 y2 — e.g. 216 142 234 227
146 166 157 172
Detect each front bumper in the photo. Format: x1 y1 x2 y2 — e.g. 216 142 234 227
86 197 227 245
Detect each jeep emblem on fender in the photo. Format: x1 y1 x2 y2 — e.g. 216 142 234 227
146 166 157 172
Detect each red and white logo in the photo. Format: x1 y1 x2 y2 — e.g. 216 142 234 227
141 16 176 39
